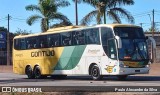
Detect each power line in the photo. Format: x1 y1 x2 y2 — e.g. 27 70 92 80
132 10 152 16
12 17 26 21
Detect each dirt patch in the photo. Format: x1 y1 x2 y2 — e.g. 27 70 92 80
148 63 160 76
0 65 13 73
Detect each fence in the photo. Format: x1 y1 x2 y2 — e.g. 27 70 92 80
0 51 12 65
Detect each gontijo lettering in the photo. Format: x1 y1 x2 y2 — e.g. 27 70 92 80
31 50 55 57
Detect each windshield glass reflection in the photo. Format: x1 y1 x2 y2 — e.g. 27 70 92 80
119 39 148 61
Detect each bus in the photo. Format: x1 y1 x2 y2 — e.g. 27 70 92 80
13 24 155 80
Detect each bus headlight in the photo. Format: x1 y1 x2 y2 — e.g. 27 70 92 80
124 65 129 68
119 62 124 67
145 64 150 68
119 63 124 67
119 62 129 68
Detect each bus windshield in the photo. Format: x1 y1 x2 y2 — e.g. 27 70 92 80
114 27 149 61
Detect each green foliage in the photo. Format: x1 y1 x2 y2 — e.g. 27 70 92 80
75 0 135 25
14 28 32 36
0 27 7 32
147 27 159 32
26 0 72 32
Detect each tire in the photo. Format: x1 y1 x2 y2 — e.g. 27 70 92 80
117 75 128 80
34 66 42 79
25 66 34 79
91 65 103 80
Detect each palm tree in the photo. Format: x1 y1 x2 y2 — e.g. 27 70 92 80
26 0 72 32
74 0 135 25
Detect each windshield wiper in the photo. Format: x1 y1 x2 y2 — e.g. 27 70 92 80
129 40 145 60
136 42 146 59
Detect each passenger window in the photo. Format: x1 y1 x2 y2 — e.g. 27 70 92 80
20 38 26 50
14 39 20 50
26 37 37 49
73 31 85 45
61 32 72 46
38 35 48 48
48 34 60 47
84 28 100 44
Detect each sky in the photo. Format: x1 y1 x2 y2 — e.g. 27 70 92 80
0 0 160 33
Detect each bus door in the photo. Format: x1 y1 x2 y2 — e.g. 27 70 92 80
106 38 118 74
101 27 117 74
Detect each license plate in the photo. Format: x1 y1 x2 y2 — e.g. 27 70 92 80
135 70 140 72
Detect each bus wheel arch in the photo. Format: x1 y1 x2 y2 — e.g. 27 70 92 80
89 63 103 80
25 65 34 79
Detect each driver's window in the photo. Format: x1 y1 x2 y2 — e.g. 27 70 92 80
108 39 117 59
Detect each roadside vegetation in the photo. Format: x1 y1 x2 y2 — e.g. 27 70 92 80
26 0 135 32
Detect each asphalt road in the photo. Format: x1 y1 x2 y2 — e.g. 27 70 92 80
0 73 160 95
0 73 160 93
0 73 160 86
0 64 160 93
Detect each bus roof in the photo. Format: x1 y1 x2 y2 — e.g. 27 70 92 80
47 26 85 32
96 24 141 28
14 24 141 39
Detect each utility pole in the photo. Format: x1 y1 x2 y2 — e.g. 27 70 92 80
140 23 143 27
151 9 156 63
75 0 78 25
152 9 155 37
7 14 10 65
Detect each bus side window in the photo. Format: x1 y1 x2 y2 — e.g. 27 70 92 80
48 34 60 47
84 28 100 44
61 32 72 46
73 31 85 45
14 39 20 50
20 38 26 50
73 31 78 45
91 28 100 44
54 34 60 46
38 35 48 48
14 38 27 50
48 35 54 47
26 37 37 49
26 39 31 49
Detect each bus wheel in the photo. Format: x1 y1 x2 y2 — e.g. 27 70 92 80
25 66 34 79
34 66 42 79
91 65 103 80
117 75 128 80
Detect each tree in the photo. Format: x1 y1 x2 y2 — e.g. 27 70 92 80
14 28 32 36
147 25 159 32
50 21 72 28
26 0 72 32
74 0 135 25
0 27 7 32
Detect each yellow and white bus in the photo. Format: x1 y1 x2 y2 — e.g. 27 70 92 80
13 24 153 80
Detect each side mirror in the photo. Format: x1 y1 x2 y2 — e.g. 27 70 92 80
115 36 122 48
147 37 156 49
146 36 156 63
